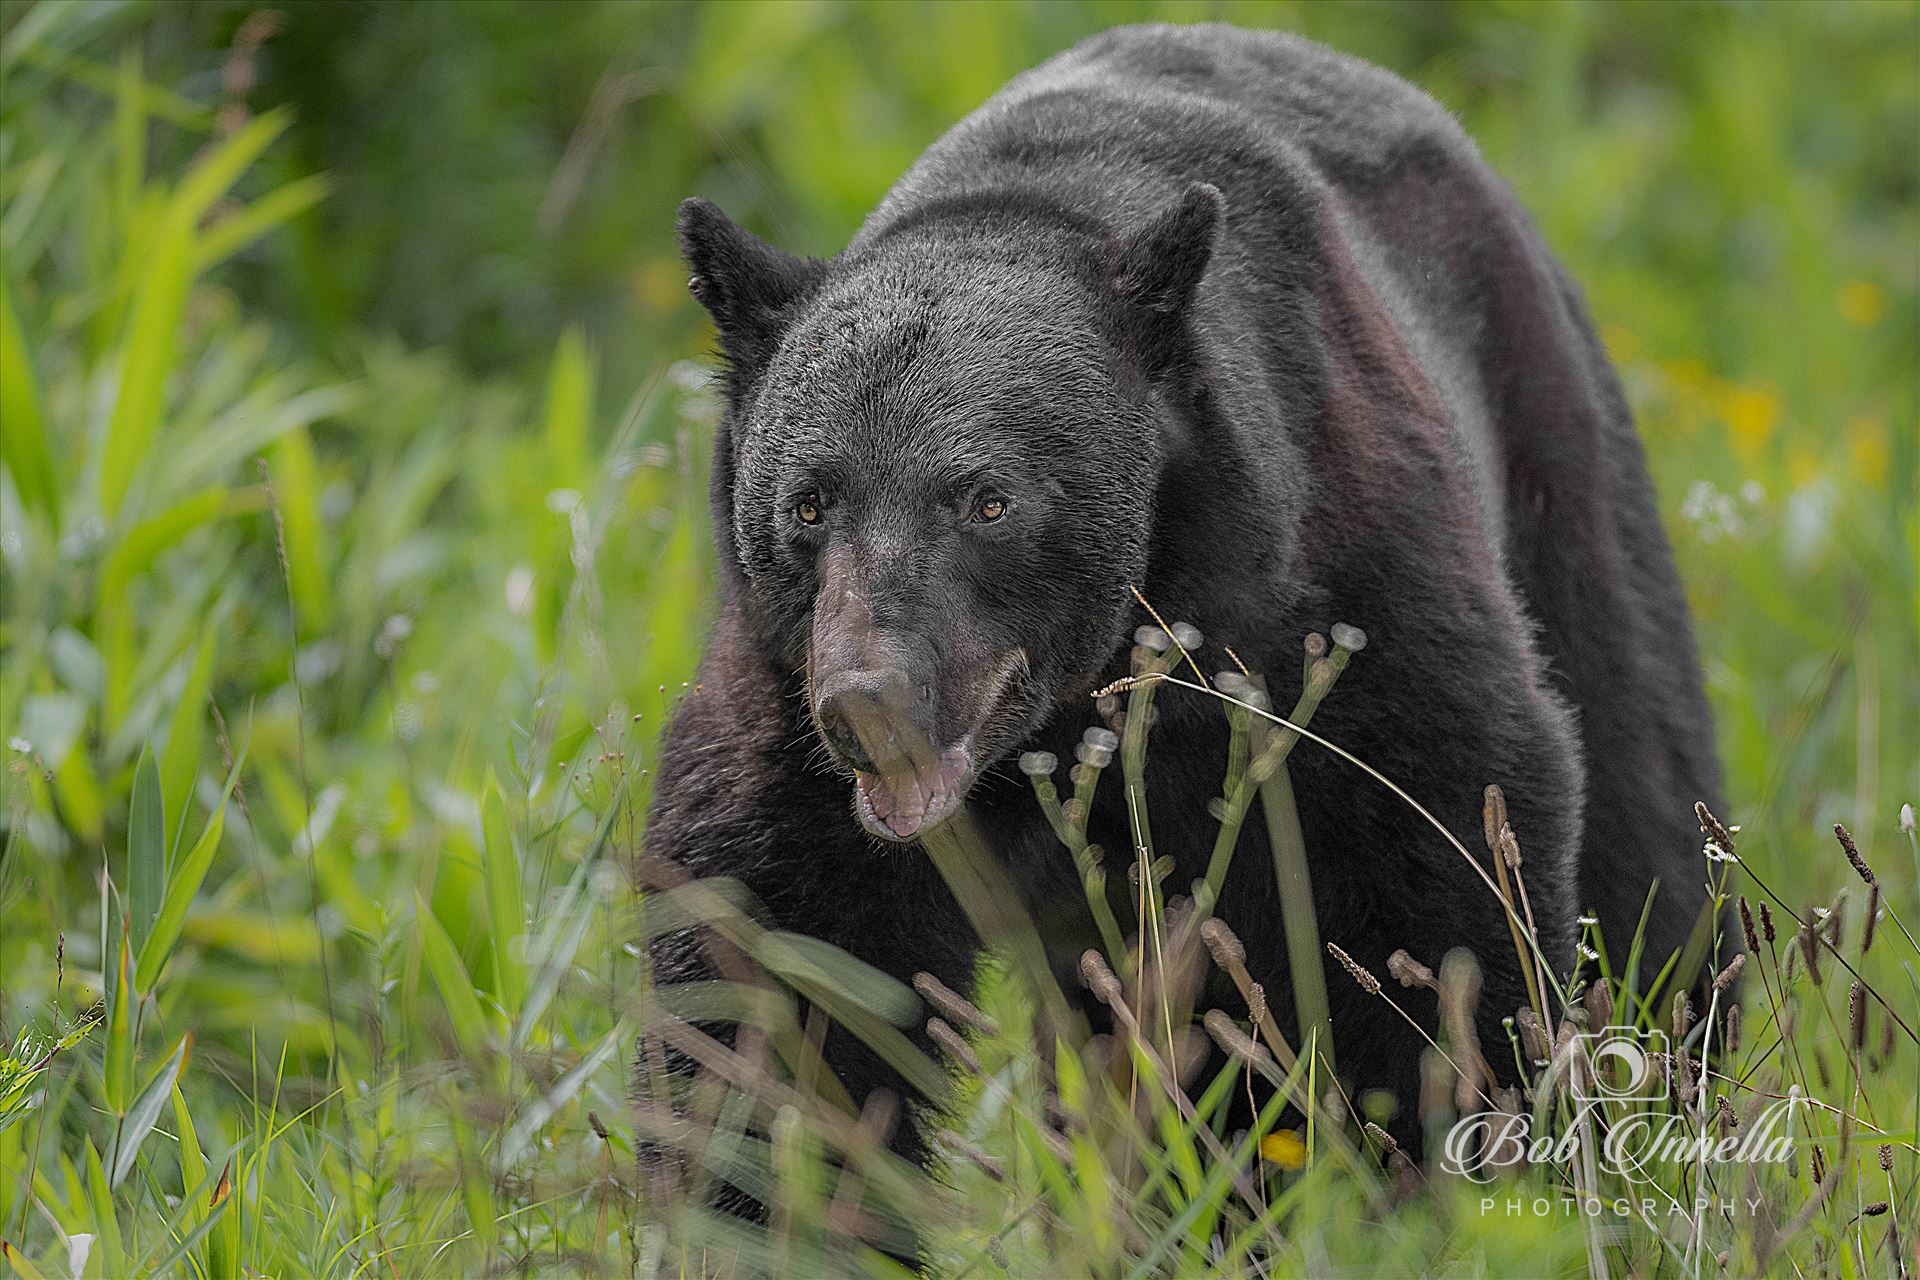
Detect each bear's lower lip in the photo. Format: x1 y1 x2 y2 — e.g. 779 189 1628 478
851 743 974 842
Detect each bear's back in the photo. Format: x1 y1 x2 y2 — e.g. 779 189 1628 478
860 23 1484 241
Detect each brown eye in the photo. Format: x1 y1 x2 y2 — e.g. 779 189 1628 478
976 497 1007 523
796 496 821 525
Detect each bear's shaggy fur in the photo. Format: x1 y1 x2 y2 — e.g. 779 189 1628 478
646 23 1724 1155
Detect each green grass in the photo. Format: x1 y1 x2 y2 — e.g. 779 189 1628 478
1 1 1915 1276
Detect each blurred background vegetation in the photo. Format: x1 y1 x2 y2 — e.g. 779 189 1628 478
1 1 1915 1274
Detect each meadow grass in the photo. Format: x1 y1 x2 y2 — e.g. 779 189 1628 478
1 3 1915 1276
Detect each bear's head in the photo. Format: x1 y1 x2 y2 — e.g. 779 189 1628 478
678 184 1223 842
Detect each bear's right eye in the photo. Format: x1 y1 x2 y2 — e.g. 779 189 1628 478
795 495 822 525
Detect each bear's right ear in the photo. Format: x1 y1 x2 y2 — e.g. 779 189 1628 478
1106 183 1224 368
677 198 822 386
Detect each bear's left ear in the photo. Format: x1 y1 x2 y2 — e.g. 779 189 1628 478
1108 183 1224 335
678 198 823 389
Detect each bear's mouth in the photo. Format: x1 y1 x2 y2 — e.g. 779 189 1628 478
851 741 974 842
835 647 1033 844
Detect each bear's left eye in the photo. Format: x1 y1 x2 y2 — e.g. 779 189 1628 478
974 496 1008 523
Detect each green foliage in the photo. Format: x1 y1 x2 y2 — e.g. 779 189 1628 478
0 2 1914 1276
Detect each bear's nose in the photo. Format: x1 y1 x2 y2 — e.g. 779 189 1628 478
814 667 916 772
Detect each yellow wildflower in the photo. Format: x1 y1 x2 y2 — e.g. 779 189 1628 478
1847 419 1888 488
1839 281 1885 329
1259 1130 1308 1169
1721 385 1781 464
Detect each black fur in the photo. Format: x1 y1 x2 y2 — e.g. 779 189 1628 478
646 23 1725 1163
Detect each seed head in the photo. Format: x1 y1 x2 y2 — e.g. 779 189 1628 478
937 1130 1005 1182
1517 1006 1549 1063
928 1018 983 1076
1498 825 1522 870
1202 1009 1268 1065
1018 751 1058 777
1799 920 1822 985
1133 625 1172 654
1073 743 1113 770
1080 950 1122 1005
1482 785 1508 854
1740 896 1759 953
1303 632 1328 661
1387 948 1436 990
1582 979 1614 1029
1329 622 1367 653
1328 942 1381 996
1849 981 1867 1052
914 971 999 1037
1199 918 1245 970
1712 953 1745 993
1758 901 1776 943
1675 1049 1696 1108
1695 802 1736 856
1834 823 1875 886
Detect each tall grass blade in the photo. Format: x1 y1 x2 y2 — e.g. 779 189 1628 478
543 326 593 486
0 275 58 531
112 45 143 228
496 1025 623 1170
79 1140 121 1277
134 808 224 993
168 1083 205 1232
107 1034 188 1188
206 1158 236 1280
140 1195 230 1280
126 749 164 957
158 624 217 854
479 773 526 1018
96 206 191 522
0 1240 49 1279
192 173 330 270
268 428 328 629
514 863 597 1046
1260 764 1335 1074
415 892 491 1057
171 111 291 225
98 112 293 521
103 930 134 1119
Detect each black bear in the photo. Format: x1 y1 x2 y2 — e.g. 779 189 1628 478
646 23 1724 1159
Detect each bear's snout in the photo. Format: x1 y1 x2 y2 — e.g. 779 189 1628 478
813 665 920 774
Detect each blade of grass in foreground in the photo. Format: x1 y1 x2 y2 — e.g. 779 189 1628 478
0 274 59 532
480 773 527 1020
415 891 492 1059
107 1035 189 1188
126 750 164 960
